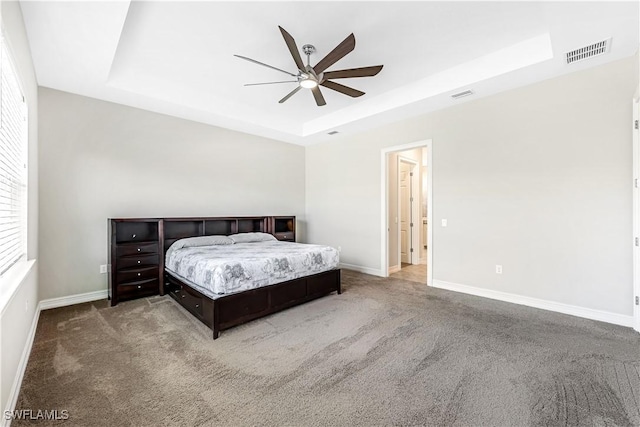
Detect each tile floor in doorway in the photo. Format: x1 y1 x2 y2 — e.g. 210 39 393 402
390 263 427 283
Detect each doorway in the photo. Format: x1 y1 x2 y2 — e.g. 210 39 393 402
381 140 433 285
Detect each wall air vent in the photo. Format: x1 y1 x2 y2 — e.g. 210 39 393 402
327 131 339 135
451 90 474 100
565 38 611 65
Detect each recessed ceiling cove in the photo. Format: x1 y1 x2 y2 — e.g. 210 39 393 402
19 1 639 145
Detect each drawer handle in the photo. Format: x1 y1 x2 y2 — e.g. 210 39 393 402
137 273 141 276
132 234 136 238
182 295 185 299
195 304 199 308
137 260 141 264
137 248 141 252
137 285 141 289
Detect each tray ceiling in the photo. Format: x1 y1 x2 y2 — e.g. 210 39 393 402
19 1 639 145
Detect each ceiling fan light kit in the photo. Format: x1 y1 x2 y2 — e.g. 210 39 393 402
299 78 318 89
235 26 383 106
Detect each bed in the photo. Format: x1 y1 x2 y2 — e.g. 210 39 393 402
160 218 341 339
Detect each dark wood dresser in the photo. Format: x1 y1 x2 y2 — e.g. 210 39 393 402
108 219 163 306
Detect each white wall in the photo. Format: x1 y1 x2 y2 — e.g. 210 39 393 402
306 56 637 317
0 0 39 417
38 88 305 301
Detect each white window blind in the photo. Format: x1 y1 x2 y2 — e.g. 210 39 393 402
0 37 27 275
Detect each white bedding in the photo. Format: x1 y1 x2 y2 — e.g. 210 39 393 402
165 240 340 299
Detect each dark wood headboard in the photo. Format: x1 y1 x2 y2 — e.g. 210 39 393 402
162 216 270 254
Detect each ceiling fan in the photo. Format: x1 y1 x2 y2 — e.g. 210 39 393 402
234 26 383 106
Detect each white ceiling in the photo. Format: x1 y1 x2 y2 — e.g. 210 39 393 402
18 1 639 145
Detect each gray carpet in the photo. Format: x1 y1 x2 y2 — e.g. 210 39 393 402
15 270 640 426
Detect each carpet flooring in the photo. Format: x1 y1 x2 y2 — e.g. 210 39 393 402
14 270 640 426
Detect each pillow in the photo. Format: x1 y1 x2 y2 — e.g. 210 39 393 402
166 235 233 258
228 232 277 243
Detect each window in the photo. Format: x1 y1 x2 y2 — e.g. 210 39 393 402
0 36 27 275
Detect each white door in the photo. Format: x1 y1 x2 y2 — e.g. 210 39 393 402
400 161 412 264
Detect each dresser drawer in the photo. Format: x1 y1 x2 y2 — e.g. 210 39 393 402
274 232 294 241
116 254 159 270
116 242 158 257
116 266 159 284
117 279 159 299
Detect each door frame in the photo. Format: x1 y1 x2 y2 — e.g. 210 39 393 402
398 157 419 265
633 91 639 332
381 139 433 285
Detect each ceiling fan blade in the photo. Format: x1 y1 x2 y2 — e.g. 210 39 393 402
279 86 302 103
320 80 365 97
244 81 298 86
322 65 383 79
279 26 306 72
313 33 355 75
234 54 297 77
311 86 326 106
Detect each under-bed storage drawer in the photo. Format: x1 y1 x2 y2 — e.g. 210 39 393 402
270 278 306 308
173 284 204 319
218 291 268 324
307 271 339 296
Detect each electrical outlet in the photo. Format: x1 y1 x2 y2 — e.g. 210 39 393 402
441 219 447 227
100 264 108 274
496 265 503 274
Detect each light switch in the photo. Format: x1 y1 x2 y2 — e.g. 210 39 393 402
441 219 447 227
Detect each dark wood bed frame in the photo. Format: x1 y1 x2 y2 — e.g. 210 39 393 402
158 216 341 339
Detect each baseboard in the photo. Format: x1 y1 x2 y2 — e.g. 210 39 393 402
3 306 41 427
388 265 401 274
39 289 108 311
339 263 384 277
432 280 634 327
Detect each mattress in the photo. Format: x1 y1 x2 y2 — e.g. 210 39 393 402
165 241 340 299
